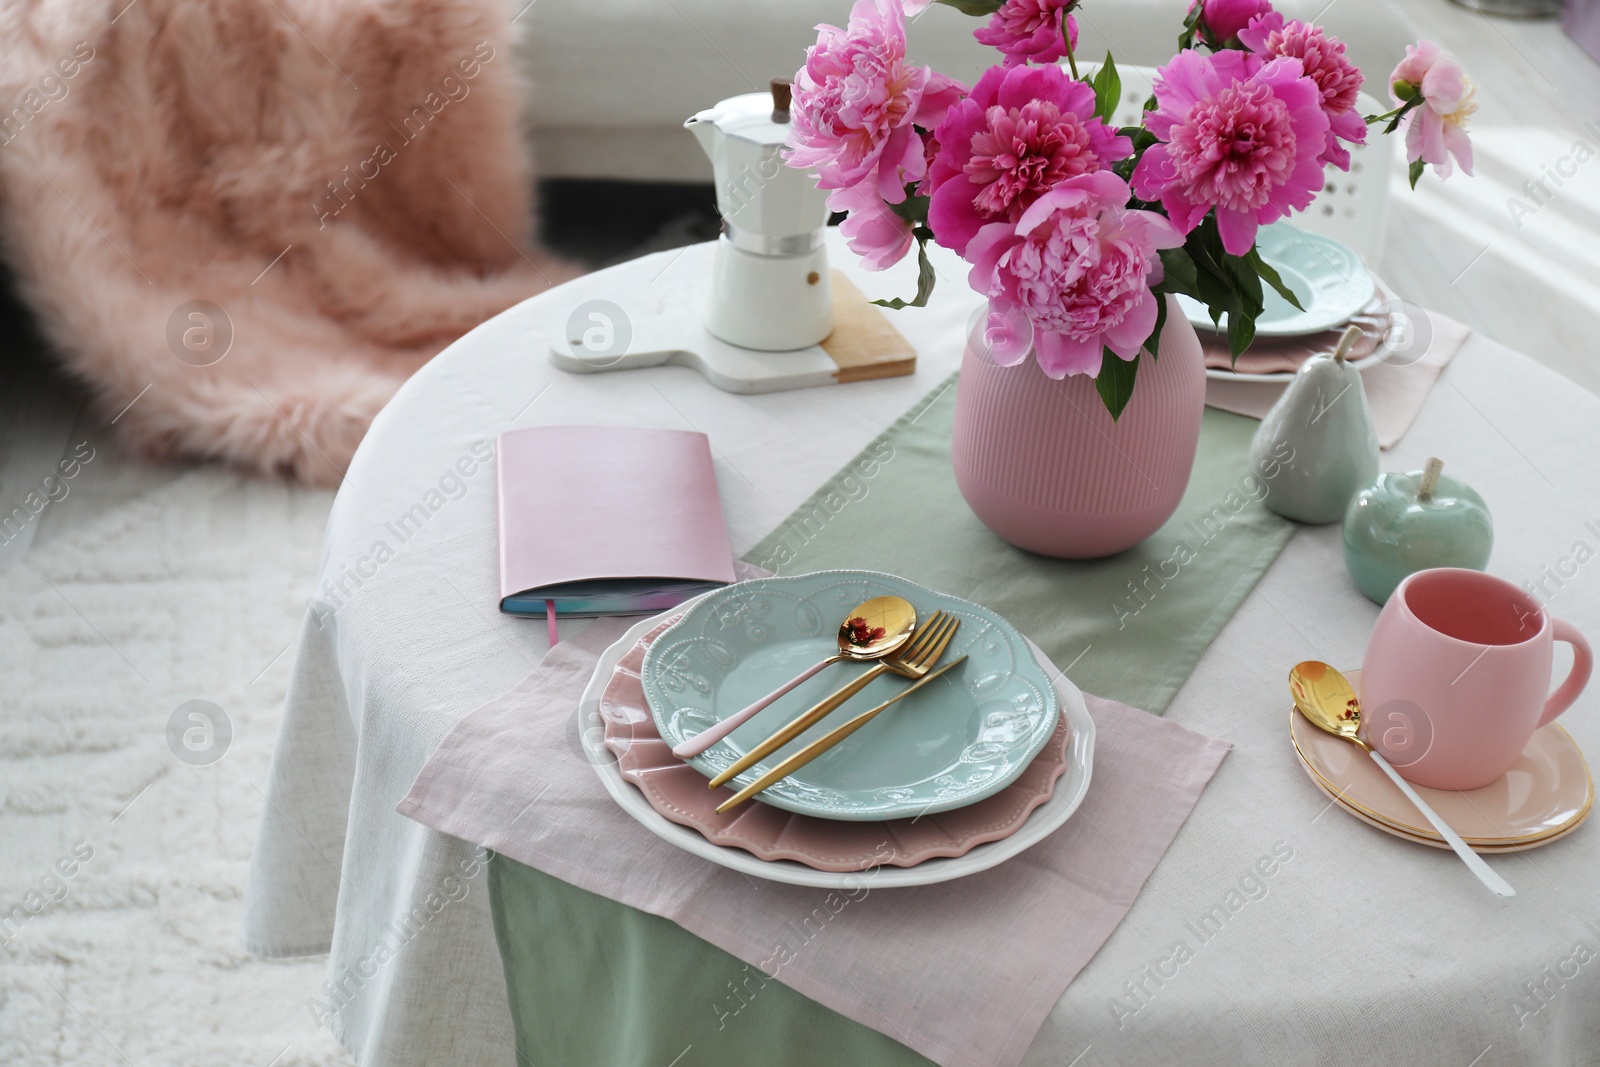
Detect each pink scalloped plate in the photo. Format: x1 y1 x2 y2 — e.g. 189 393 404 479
599 616 1071 872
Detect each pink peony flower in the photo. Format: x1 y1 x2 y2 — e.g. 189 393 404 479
829 180 916 270
1240 12 1364 169
1131 49 1329 255
787 0 967 204
1390 41 1474 178
973 0 1080 69
964 171 1182 378
927 63 1132 255
1191 0 1273 43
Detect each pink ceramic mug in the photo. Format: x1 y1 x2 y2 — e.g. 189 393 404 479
1361 568 1593 790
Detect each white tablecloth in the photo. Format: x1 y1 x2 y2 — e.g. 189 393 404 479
245 231 1600 1066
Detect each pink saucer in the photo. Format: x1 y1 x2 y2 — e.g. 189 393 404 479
1290 670 1592 850
600 617 1071 872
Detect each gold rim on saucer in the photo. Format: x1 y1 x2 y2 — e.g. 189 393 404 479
1298 767 1588 852
1289 694 1593 849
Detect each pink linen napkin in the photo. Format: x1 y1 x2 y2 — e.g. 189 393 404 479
398 619 1231 1067
1204 306 1472 449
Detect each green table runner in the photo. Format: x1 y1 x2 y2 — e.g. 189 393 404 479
744 374 1294 713
491 375 1293 1066
491 856 934 1066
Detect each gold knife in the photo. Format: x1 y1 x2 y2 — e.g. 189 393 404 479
715 655 969 814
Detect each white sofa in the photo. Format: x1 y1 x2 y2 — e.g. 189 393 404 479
515 0 1414 182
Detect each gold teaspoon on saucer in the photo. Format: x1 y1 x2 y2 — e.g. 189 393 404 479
1289 660 1514 899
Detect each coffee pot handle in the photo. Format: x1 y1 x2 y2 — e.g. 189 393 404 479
1540 619 1594 728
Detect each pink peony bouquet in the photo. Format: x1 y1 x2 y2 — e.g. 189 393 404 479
785 0 1475 416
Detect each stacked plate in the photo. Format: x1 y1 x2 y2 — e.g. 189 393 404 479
581 570 1095 888
1185 222 1406 382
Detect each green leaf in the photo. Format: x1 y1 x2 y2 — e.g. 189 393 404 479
1180 217 1264 345
1363 103 1407 126
1114 124 1159 184
1219 251 1265 319
1089 53 1120 124
1184 217 1228 279
1220 274 1266 352
1408 158 1426 189
1226 301 1255 358
1190 252 1239 322
1249 249 1305 311
1176 217 1279 359
1095 349 1139 421
1142 289 1168 363
1177 1 1203 49
1379 96 1422 136
1211 238 1271 358
887 192 930 226
1155 247 1200 299
870 240 938 310
934 0 1005 15
1125 126 1158 150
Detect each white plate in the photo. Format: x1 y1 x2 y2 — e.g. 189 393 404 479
583 602 1096 889
1180 223 1375 339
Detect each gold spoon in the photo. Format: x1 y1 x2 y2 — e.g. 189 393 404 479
715 654 969 813
671 595 916 758
1289 661 1514 898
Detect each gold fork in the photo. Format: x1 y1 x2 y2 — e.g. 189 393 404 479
706 610 963 790
716 653 968 813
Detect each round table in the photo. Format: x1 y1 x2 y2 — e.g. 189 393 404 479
245 230 1600 1067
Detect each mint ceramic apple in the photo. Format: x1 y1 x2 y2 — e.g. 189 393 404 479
1343 457 1493 604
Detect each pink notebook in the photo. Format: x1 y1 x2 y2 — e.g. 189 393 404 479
496 425 735 618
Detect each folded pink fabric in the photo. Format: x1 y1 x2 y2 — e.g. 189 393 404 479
398 619 1231 1067
1204 307 1472 450
1201 297 1390 375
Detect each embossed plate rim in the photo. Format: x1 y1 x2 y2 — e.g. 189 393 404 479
640 569 1061 820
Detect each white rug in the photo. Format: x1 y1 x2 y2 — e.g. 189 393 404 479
0 438 353 1067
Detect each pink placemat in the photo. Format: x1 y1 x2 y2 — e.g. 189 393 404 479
398 618 1231 1067
1203 305 1472 449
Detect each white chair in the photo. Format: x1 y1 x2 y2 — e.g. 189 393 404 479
1098 64 1392 264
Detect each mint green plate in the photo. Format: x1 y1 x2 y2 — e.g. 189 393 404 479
640 570 1060 821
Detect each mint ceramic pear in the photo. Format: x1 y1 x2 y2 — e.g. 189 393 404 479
1250 326 1379 525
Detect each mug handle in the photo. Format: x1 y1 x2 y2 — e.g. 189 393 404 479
1539 619 1594 728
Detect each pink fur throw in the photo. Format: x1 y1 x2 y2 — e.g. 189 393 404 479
0 0 577 486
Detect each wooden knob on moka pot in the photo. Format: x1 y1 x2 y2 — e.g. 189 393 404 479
770 77 792 123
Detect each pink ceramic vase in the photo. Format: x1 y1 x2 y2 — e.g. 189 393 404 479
951 296 1206 558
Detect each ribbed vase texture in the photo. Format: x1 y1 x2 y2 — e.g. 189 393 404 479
951 296 1207 558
